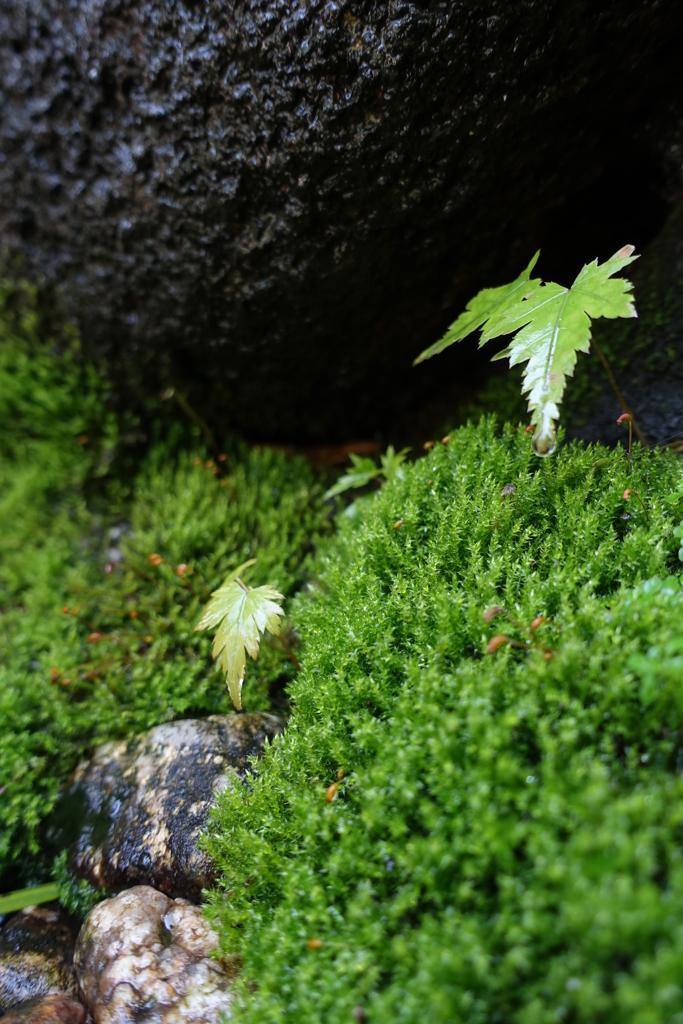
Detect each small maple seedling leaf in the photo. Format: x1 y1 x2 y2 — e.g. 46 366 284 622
325 446 411 499
325 454 382 499
484 245 638 453
414 252 540 364
379 445 410 482
195 559 284 709
414 245 638 456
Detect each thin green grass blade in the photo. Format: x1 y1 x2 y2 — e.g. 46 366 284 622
0 882 60 914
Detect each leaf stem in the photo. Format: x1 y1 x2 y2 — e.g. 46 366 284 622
164 387 234 474
623 486 649 521
590 338 648 448
236 577 250 594
278 633 302 672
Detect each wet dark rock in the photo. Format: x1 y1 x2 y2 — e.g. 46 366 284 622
74 886 233 1024
1 1 682 441
0 995 87 1024
50 714 282 901
0 905 80 1013
565 199 683 449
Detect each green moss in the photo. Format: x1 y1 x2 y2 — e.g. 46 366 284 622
0 279 329 887
206 418 683 1024
53 850 106 918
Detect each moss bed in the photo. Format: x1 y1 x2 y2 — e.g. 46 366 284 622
0 279 328 888
206 419 683 1024
5 273 683 1022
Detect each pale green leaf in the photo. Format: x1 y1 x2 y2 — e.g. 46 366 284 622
325 454 382 499
195 562 284 709
413 251 540 364
194 559 257 631
379 445 411 482
483 245 638 453
325 467 381 499
325 446 412 499
349 453 379 473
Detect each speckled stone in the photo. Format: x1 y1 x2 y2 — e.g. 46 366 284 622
49 713 282 901
74 886 233 1024
0 995 87 1024
1 0 682 440
0 905 80 1013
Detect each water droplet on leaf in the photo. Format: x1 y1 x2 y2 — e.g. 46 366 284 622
532 423 557 458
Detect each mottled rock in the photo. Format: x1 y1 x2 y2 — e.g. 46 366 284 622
0 905 80 1013
0 995 86 1024
74 886 233 1024
47 714 282 901
1 0 682 440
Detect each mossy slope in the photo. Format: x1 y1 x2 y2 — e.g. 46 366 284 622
207 419 683 1024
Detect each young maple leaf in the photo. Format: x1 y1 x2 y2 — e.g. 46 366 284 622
413 251 540 364
483 245 638 453
195 559 284 709
414 245 638 456
325 453 382 499
325 445 410 499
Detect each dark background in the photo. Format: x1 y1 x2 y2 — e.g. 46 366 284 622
2 0 683 444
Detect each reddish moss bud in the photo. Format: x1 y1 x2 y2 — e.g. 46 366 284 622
483 606 504 622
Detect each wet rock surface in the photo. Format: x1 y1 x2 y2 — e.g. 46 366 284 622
48 714 282 901
0 995 87 1024
0 905 80 1013
74 886 233 1024
1 0 682 440
565 200 683 449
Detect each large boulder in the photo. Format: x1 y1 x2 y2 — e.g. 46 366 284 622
1 0 683 440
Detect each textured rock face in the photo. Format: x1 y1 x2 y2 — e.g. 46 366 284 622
0 905 80 1013
49 713 282 901
74 886 233 1024
565 199 683 449
1 0 682 440
0 995 86 1024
